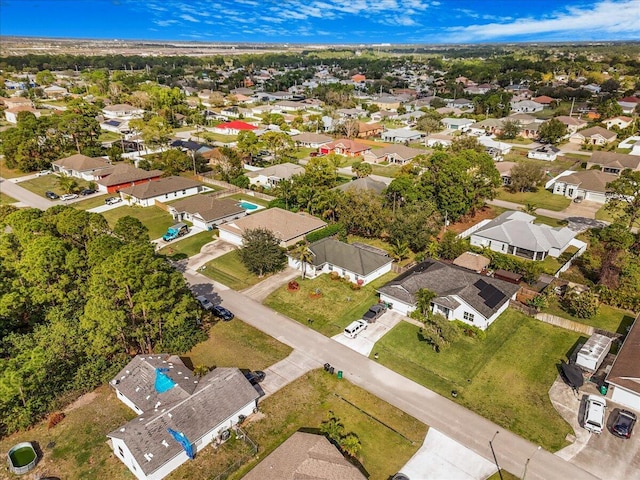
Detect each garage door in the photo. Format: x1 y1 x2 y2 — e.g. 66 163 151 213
585 191 607 203
611 386 640 411
218 229 243 246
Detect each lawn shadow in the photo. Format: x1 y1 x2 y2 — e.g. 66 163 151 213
190 282 220 302
564 336 588 362
616 315 635 335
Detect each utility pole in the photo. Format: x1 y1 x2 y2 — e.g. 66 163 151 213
522 446 541 480
569 97 576 117
489 431 503 480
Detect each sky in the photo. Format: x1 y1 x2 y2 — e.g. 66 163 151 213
1 0 639 44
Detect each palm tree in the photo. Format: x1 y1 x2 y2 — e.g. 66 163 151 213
390 240 409 262
426 241 440 259
295 243 314 280
416 288 437 318
339 433 362 458
522 202 537 215
320 415 344 444
193 365 210 378
274 178 295 210
56 174 78 194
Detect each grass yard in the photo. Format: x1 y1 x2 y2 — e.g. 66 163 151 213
0 191 17 204
157 230 216 260
15 174 93 198
291 147 316 159
186 318 292 371
226 193 271 207
0 159 27 179
201 132 238 143
374 309 580 451
71 194 109 210
235 369 428 480
595 203 623 223
542 298 635 334
496 188 571 211
201 250 266 291
100 205 175 240
534 214 567 228
370 162 403 178
487 470 520 480
264 272 396 337
98 131 122 142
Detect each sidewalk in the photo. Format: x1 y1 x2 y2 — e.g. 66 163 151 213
241 266 300 301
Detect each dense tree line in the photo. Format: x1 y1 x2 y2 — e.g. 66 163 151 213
0 206 204 435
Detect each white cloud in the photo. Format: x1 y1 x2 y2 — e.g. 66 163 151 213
180 14 200 23
154 19 178 27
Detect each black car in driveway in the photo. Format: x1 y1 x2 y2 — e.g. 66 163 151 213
362 303 387 323
80 188 96 196
45 191 59 200
611 409 637 439
211 305 234 321
244 370 266 385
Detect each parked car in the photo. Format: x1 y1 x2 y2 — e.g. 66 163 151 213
45 191 59 200
60 193 78 201
196 295 214 311
244 370 266 385
583 395 606 434
611 409 637 439
309 151 323 157
105 197 122 205
363 303 387 323
80 188 96 196
211 305 234 321
573 196 584 203
344 319 367 338
36 169 52 176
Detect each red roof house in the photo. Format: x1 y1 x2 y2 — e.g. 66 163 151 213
320 138 371 157
212 120 258 135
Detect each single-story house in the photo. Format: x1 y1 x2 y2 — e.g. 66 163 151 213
102 104 144 120
532 95 557 106
618 136 640 156
554 116 588 134
52 153 112 180
495 161 517 186
617 97 640 115
425 134 453 148
446 98 474 110
108 354 259 480
1 96 33 109
586 151 640 174
510 100 544 113
242 432 366 480
357 122 384 138
370 96 404 111
605 313 640 411
362 144 426 165
477 136 512 159
95 164 164 194
218 207 326 247
442 118 474 131
291 132 333 148
377 259 520 330
569 126 617 145
4 105 41 123
550 170 618 203
43 85 68 99
604 116 633 130
468 118 503 136
333 177 387 195
120 176 204 208
100 118 131 134
246 162 304 188
319 139 371 157
169 196 246 230
273 100 305 112
380 128 422 143
470 211 578 260
370 110 398 122
288 238 393 285
528 144 560 161
212 120 258 136
452 252 490 273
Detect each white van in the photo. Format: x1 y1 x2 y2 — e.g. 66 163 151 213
583 395 606 434
344 320 367 339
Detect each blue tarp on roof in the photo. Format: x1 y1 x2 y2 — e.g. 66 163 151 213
154 368 176 393
168 428 195 459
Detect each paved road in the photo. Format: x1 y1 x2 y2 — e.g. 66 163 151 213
0 176 53 210
181 267 599 480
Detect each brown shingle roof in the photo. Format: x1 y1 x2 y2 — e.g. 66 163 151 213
170 195 245 222
606 314 640 394
96 164 163 187
53 153 111 171
589 151 640 171
557 170 618 193
119 176 201 199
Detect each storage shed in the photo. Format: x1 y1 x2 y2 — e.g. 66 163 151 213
576 333 612 373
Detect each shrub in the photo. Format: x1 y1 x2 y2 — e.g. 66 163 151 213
561 288 599 319
47 412 65 429
329 271 341 280
306 223 345 243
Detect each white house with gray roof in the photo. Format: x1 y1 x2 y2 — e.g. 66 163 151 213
246 162 304 188
470 211 577 260
377 259 519 330
108 354 259 480
288 238 393 285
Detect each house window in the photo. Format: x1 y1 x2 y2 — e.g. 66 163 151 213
118 446 124 458
182 190 186 194
464 312 475 323
328 264 333 271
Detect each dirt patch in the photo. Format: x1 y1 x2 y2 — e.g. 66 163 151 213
444 206 500 235
63 390 98 413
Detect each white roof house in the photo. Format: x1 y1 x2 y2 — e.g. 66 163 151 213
246 162 304 188
380 128 422 143
510 100 544 113
441 117 474 130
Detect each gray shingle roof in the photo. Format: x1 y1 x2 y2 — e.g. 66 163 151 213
377 259 519 319
308 238 392 276
96 163 164 187
245 162 304 180
170 195 245 222
119 176 202 199
334 177 387 195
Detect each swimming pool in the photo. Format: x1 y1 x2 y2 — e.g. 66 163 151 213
238 201 259 210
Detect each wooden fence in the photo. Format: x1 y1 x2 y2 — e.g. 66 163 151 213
534 312 595 335
196 174 276 202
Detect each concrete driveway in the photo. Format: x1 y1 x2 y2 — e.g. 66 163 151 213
331 310 403 356
562 199 602 219
258 349 322 399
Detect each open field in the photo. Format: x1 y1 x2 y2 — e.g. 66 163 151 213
201 250 267 291
0 159 27 179
100 205 174 240
496 187 571 211
72 195 109 210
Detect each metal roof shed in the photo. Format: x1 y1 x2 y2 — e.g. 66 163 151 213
576 333 612 373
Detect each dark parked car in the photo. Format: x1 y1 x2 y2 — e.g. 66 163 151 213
211 305 234 321
362 303 387 323
196 295 214 311
244 370 266 385
45 191 59 200
80 188 96 196
611 409 637 439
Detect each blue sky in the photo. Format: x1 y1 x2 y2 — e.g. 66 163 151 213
1 0 638 44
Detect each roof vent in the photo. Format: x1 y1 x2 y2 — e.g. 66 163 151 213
154 402 161 409
178 371 182 375
120 428 125 432
144 453 151 462
168 413 172 418
162 440 169 448
135 387 140 392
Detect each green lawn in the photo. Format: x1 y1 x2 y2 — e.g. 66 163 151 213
496 188 571 211
370 163 403 178
291 147 316 159
542 298 635 334
595 203 623 223
227 193 271 207
72 194 109 210
264 272 396 337
98 131 122 142
187 317 292 371
534 214 567 228
15 174 93 198
374 309 579 451
157 230 216 260
201 132 238 143
0 158 28 179
0 192 17 204
487 470 520 480
100 205 175 240
201 250 266 291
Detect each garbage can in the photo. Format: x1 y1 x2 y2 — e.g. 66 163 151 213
600 385 608 395
337 370 343 379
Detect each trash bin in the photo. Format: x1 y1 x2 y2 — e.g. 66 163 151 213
337 370 343 379
600 385 608 395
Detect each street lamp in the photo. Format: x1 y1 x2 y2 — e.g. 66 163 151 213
522 446 541 480
489 431 503 480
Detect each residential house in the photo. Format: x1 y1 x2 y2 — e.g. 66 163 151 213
445 98 474 110
246 162 304 188
370 110 398 122
377 259 520 330
333 177 388 195
1 96 33 109
100 118 131 134
469 211 578 260
550 170 617 203
351 74 366 84
452 252 490 273
362 144 425 165
555 116 588 134
212 120 258 135
464 84 493 95
442 117 474 131
52 154 112 180
586 151 640 174
169 196 246 230
569 126 617 145
357 122 384 138
273 100 305 112
495 161 517 186
218 207 326 247
288 238 393 285
120 176 204 207
477 136 512 159
528 145 560 161
4 105 41 123
532 95 557 106
604 116 634 130
291 132 333 148
425 133 453 148
43 85 68 99
102 104 144 120
335 108 364 119
380 128 422 143
95 164 164 194
510 100 544 113
319 139 371 157
243 432 366 480
370 96 404 111
617 96 640 115
468 118 503 136
618 136 640 156
605 313 640 411
108 354 259 480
